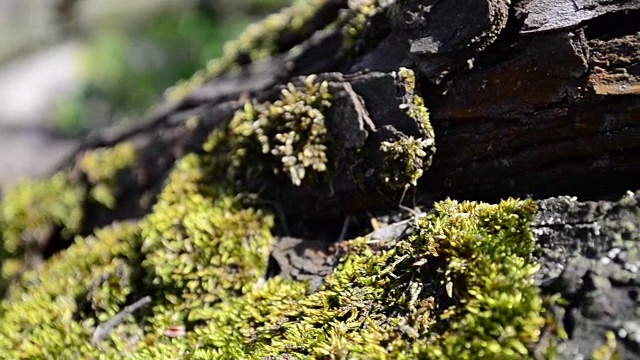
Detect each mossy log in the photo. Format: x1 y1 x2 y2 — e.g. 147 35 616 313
0 0 639 358
61 0 639 220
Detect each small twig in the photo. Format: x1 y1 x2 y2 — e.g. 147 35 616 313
337 216 351 242
398 184 410 207
274 203 291 237
365 219 412 245
91 296 152 347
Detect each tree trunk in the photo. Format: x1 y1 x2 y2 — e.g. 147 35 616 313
63 0 639 215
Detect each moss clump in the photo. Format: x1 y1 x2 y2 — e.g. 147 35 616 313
397 67 434 137
0 144 545 360
0 149 276 359
0 222 141 359
235 198 543 359
167 0 335 101
340 0 379 55
380 136 434 188
140 153 274 318
0 143 137 288
592 331 621 360
78 143 137 209
0 172 85 283
134 197 542 359
416 199 544 358
378 68 435 190
227 75 333 187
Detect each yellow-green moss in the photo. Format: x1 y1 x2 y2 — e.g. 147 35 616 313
166 0 334 101
0 222 141 359
0 4 549 358
78 143 137 209
380 136 434 188
397 67 434 137
378 68 435 190
340 0 379 55
0 145 546 360
227 75 333 187
0 149 276 359
0 143 137 289
592 331 621 360
416 199 544 358
0 172 85 282
134 197 544 359
140 153 274 317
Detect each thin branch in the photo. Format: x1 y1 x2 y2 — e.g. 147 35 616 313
91 296 152 347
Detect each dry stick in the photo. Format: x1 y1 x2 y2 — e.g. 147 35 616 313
91 296 152 347
337 215 351 242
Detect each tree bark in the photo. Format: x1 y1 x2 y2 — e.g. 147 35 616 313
61 0 639 219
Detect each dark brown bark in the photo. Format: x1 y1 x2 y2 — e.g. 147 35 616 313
60 0 639 224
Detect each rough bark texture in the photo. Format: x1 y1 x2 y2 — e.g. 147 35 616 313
3 0 639 358
62 0 639 209
533 192 640 358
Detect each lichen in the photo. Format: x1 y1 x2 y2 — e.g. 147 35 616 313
78 143 137 209
227 74 333 187
166 0 335 101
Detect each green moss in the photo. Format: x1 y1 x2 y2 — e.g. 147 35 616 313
592 331 621 360
140 154 274 316
0 172 85 283
0 149 276 359
397 67 434 137
167 0 334 101
133 197 542 359
377 68 435 190
380 136 434 188
416 199 544 358
0 222 141 359
0 4 548 359
78 143 137 209
0 142 546 360
227 74 333 187
340 0 379 55
0 143 138 288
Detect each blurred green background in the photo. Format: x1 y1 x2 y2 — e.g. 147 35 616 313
0 0 297 186
57 0 293 135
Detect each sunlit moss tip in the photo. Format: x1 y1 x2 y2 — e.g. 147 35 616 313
228 74 333 187
78 143 137 209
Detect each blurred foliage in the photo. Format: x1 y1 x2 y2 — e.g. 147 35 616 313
54 0 292 136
